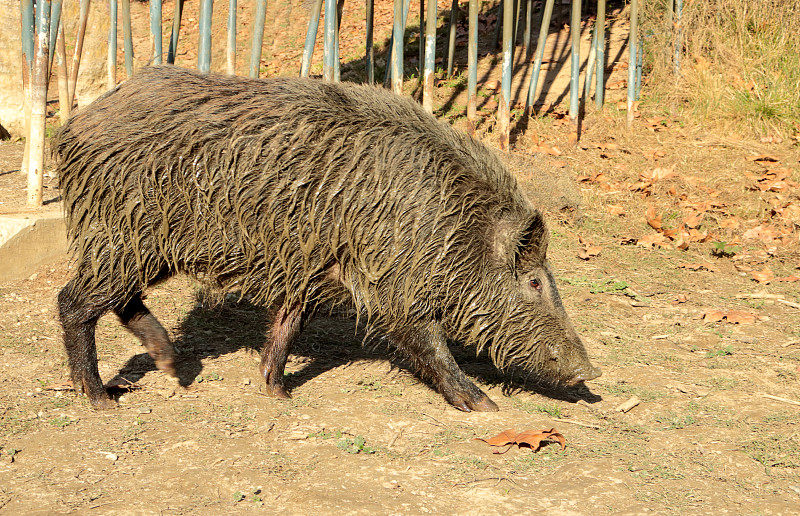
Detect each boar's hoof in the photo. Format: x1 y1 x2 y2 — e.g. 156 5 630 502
90 395 118 410
154 358 177 378
447 391 499 412
264 383 291 399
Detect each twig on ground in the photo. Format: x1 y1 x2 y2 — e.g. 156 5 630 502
420 412 450 428
760 394 800 407
552 418 601 429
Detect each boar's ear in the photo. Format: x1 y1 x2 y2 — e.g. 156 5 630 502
515 210 549 271
492 210 549 270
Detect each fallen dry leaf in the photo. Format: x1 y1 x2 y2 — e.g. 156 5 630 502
607 205 626 216
578 245 603 260
477 428 566 454
751 267 775 284
703 310 758 324
638 233 671 248
672 294 688 305
745 154 780 164
684 212 704 229
646 206 663 231
777 275 800 282
726 311 758 324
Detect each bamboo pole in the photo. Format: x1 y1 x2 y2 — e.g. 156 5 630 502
582 21 597 108
56 20 71 123
323 0 335 81
497 0 512 151
446 0 457 77
48 0 63 78
333 0 343 82
568 0 580 127
466 0 478 135
391 0 404 94
29 0 51 207
673 0 682 75
68 0 91 108
524 0 554 112
249 0 266 77
167 0 183 64
383 0 410 88
300 0 322 77
421 0 437 112
19 0 35 178
523 0 533 58
227 0 237 74
418 0 423 74
108 0 117 89
595 0 606 109
150 0 162 64
365 0 374 84
626 0 638 127
198 0 214 73
122 0 134 75
492 0 502 50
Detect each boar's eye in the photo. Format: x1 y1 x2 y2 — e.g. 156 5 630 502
529 278 542 291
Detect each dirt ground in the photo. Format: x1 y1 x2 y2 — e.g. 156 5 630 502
2 1 800 514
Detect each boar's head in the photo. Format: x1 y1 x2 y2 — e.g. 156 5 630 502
465 208 602 387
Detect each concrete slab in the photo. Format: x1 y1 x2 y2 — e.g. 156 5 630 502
0 211 68 281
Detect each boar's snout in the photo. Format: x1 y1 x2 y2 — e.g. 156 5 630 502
566 365 602 386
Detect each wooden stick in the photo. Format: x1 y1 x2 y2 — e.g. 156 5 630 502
760 394 800 407
552 418 600 429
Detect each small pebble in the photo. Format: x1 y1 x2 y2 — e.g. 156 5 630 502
138 408 152 414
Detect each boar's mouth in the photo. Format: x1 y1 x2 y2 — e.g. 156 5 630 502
563 365 603 386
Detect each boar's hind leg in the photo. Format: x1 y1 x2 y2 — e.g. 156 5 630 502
260 303 305 398
391 323 499 412
114 294 176 377
58 281 116 410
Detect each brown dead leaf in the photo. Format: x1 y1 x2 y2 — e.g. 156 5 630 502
607 205 626 217
638 233 671 248
703 310 726 323
643 149 667 161
608 79 626 90
684 212 705 229
477 428 565 454
578 245 603 260
577 172 608 184
719 218 741 230
693 55 712 71
672 294 688 305
646 206 663 231
777 275 800 282
751 267 774 284
725 311 758 324
531 144 562 156
745 154 780 164
703 310 758 324
551 160 567 168
484 80 501 92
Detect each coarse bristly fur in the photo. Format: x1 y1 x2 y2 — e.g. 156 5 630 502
54 66 600 411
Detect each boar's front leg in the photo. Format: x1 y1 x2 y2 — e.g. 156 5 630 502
391 322 499 412
260 303 305 398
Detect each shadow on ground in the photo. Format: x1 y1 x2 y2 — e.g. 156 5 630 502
106 290 602 407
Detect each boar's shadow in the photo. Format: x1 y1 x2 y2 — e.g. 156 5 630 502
109 290 601 405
